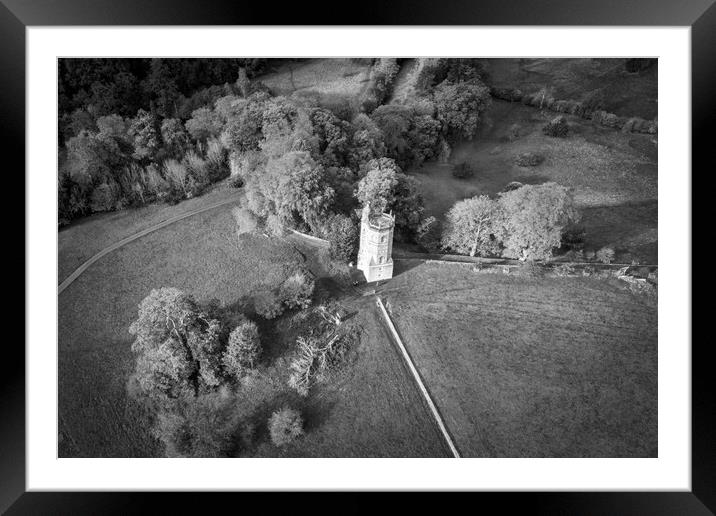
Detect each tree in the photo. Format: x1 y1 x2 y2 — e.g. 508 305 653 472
496 183 580 261
268 407 304 447
433 79 491 142
128 109 162 162
309 108 350 167
185 107 223 143
442 195 501 257
145 58 182 117
253 151 335 231
279 269 315 309
355 159 400 213
222 320 261 379
370 104 412 161
161 118 191 159
347 114 386 170
128 287 223 400
321 213 359 262
355 158 425 237
219 94 267 153
153 389 251 457
65 128 131 185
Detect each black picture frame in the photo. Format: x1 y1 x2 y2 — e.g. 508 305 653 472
4 0 708 513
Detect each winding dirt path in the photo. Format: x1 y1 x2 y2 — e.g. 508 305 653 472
58 197 239 295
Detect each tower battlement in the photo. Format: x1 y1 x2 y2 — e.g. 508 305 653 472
357 203 395 283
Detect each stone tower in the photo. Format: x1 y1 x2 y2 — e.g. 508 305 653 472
357 202 395 283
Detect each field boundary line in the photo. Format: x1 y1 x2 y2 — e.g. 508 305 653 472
375 296 461 458
58 197 239 295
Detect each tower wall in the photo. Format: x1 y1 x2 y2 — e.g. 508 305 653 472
357 206 395 282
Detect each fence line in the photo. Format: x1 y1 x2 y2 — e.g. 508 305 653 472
375 296 461 458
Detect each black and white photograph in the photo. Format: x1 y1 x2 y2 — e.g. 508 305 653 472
57 56 660 459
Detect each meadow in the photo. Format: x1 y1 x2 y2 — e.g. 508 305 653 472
58 185 240 283
478 58 658 120
380 261 658 457
407 100 658 263
58 203 446 457
258 58 373 99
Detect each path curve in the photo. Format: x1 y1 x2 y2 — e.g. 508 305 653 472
58 197 240 295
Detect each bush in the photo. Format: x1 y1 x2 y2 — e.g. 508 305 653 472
507 123 521 141
542 115 569 137
561 224 586 251
232 206 258 235
279 270 315 310
451 162 474 179
514 152 544 167
222 321 261 379
490 86 523 102
268 407 304 447
552 263 576 277
502 181 524 192
625 58 656 73
596 246 615 264
254 291 284 320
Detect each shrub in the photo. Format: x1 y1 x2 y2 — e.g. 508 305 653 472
507 123 521 141
233 207 258 235
542 115 569 137
268 407 304 447
205 138 230 182
561 224 586 251
584 249 596 261
514 152 544 167
265 213 285 237
490 86 523 103
596 246 615 264
183 151 210 191
552 263 576 277
502 181 524 192
254 291 284 320
279 270 315 310
163 159 195 199
451 162 474 179
625 58 656 73
222 321 261 379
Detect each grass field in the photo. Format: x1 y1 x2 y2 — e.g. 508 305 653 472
58 185 241 284
258 58 373 98
58 202 446 457
380 261 658 457
245 300 448 457
479 58 658 120
408 100 658 263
